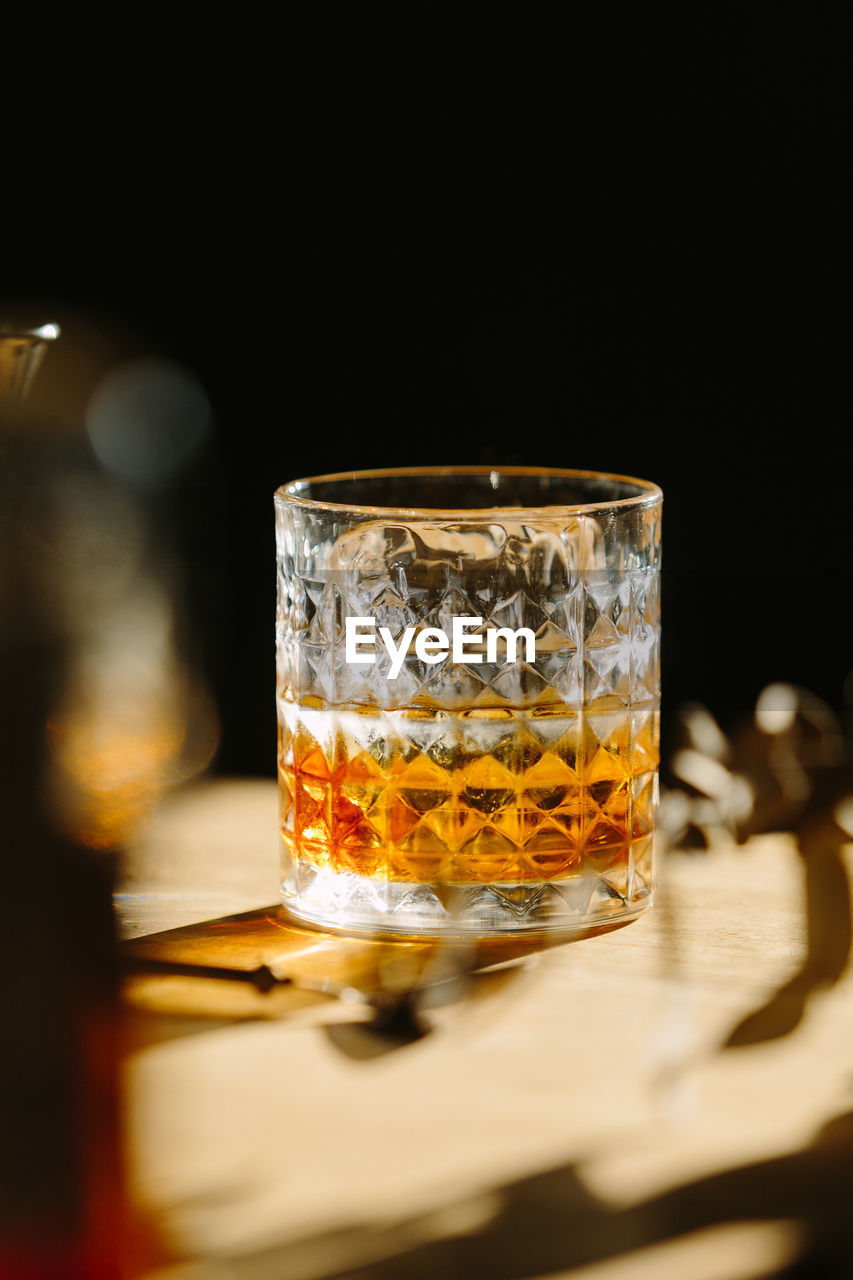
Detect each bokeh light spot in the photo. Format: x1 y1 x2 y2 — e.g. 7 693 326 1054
85 356 210 487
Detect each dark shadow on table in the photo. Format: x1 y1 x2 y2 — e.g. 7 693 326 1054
723 827 852 1051
211 1106 853 1280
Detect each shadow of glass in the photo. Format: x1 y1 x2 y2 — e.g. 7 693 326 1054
120 905 603 1048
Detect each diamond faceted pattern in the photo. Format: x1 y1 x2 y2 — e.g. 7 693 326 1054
278 562 659 715
278 697 658 896
275 503 660 929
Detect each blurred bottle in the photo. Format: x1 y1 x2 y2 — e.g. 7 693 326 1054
0 320 152 1278
1 311 219 1275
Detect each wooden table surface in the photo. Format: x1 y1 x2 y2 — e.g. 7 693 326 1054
117 778 853 1280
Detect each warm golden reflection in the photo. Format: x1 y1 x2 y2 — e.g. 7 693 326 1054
46 576 219 849
121 902 622 1022
48 703 189 849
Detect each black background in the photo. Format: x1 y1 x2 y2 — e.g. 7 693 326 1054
3 8 851 776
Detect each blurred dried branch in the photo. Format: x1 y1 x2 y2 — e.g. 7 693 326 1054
661 683 853 1049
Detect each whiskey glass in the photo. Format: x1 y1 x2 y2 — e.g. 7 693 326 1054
275 466 662 936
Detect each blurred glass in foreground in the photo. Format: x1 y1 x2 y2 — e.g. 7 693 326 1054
49 348 218 852
0 311 218 1277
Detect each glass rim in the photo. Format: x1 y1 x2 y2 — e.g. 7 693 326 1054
276 465 663 519
0 322 60 341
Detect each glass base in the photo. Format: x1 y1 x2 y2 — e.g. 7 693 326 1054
281 860 653 938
